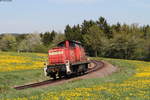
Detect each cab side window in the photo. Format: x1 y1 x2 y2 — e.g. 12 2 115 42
76 44 83 49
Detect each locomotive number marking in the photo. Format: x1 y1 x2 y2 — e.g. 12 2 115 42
49 51 63 55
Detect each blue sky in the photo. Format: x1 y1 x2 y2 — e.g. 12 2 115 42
0 0 150 33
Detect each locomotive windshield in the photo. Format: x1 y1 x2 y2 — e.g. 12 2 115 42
57 42 65 47
57 40 82 48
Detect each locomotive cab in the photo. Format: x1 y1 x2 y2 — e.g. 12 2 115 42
57 40 76 48
44 40 89 79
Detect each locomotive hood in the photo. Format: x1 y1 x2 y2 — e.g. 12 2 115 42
48 48 65 65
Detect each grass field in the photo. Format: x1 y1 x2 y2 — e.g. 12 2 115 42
0 52 46 72
0 52 150 100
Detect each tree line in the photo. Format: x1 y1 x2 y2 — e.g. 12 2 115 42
0 17 150 61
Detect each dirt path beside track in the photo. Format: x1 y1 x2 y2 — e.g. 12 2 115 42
35 60 118 88
14 60 118 90
82 60 118 79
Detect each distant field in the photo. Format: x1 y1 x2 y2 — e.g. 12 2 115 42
0 52 150 100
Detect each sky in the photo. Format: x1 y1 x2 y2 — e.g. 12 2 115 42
0 0 150 33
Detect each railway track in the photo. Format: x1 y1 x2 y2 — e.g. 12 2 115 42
14 60 104 90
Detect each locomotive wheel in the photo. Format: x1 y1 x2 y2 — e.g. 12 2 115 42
82 70 85 74
83 64 88 74
51 73 56 80
64 74 71 78
58 72 62 79
77 64 87 75
78 72 82 76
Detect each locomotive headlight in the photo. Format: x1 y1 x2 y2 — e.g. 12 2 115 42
49 51 63 55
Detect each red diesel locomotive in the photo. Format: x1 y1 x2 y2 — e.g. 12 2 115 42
44 40 89 79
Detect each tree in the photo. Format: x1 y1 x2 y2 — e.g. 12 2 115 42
65 24 82 41
0 34 17 51
144 39 150 60
108 33 138 59
15 34 27 43
81 20 96 35
111 22 121 34
42 31 56 46
72 25 82 41
51 30 56 41
96 17 112 38
65 25 74 40
52 33 65 45
83 25 106 57
41 31 51 46
18 33 44 52
146 39 150 61
142 25 150 39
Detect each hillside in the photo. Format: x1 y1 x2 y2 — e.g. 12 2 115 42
0 52 150 100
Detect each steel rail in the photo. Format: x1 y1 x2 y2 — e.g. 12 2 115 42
14 60 104 90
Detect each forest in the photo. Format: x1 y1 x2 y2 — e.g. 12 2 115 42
0 17 150 61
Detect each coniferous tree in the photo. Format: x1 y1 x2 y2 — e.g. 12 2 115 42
97 17 112 38
42 31 56 46
65 25 74 40
81 20 96 35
